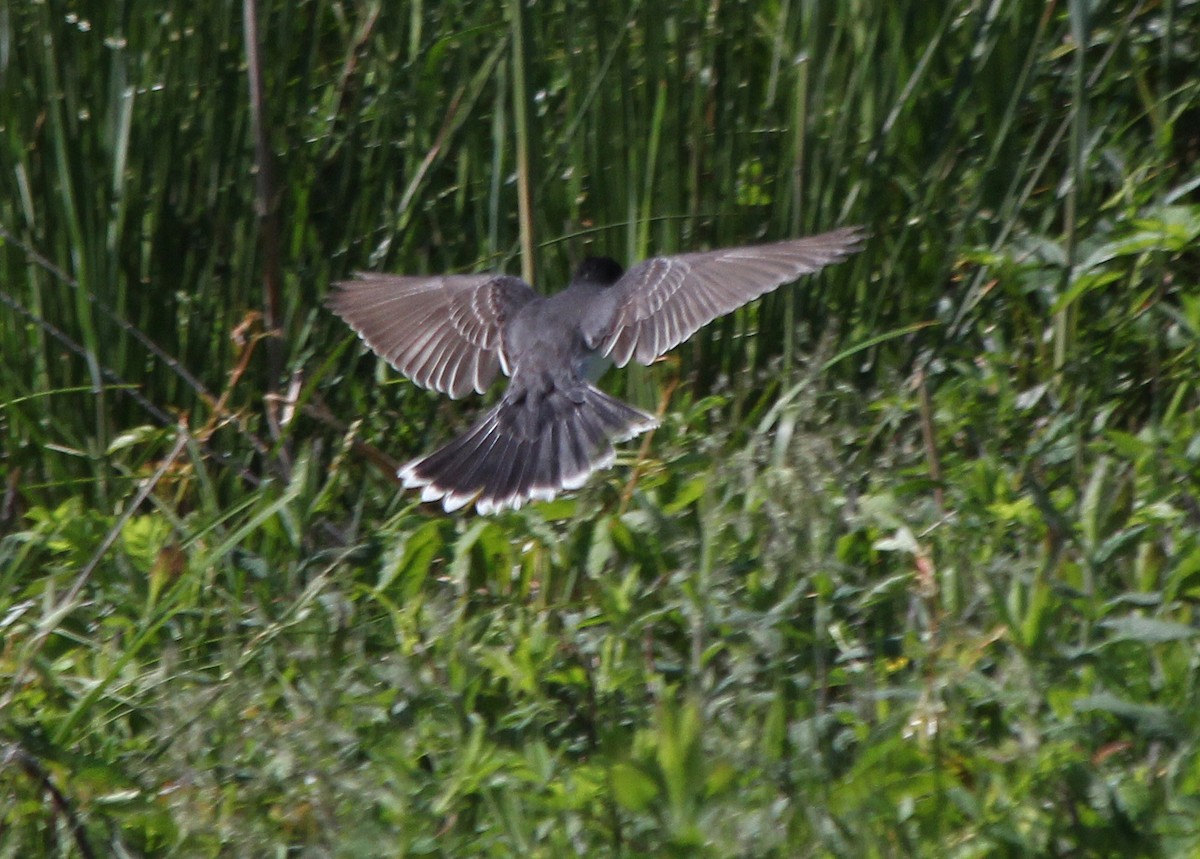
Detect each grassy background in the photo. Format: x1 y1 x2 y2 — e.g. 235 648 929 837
2 0 1200 855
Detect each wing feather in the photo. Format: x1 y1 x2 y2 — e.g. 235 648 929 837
599 226 864 366
328 272 537 397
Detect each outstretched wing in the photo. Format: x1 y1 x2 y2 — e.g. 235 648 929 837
328 273 537 398
599 226 865 367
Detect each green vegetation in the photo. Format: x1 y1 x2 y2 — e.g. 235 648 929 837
2 0 1199 854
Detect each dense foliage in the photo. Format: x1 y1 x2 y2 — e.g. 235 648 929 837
2 0 1198 855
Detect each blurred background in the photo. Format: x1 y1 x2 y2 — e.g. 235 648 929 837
2 0 1198 854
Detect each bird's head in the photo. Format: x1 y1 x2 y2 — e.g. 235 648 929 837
572 256 624 287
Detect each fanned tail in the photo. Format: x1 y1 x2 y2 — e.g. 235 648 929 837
399 385 658 513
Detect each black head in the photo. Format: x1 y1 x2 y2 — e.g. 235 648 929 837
572 255 624 286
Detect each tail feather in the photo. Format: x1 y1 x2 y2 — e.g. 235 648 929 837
479 431 525 508
557 419 593 490
400 384 657 513
531 422 560 494
405 412 508 511
553 392 598 489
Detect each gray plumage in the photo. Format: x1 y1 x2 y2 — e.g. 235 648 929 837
329 226 864 513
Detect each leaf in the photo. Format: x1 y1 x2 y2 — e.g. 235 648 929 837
1079 456 1111 551
873 527 918 554
609 762 658 812
1166 544 1200 602
1073 691 1179 739
1018 578 1055 651
663 475 707 514
106 425 162 454
377 519 444 598
1100 615 1197 645
704 762 737 798
1049 268 1123 315
1093 525 1146 565
585 519 613 577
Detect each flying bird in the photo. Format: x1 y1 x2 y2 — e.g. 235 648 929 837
329 226 864 514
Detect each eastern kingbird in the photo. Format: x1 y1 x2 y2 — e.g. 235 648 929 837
329 226 864 514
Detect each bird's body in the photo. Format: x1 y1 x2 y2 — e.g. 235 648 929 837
329 227 864 513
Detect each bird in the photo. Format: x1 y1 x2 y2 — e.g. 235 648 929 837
329 226 864 514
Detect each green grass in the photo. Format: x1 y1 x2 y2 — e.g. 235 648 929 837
2 0 1200 855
